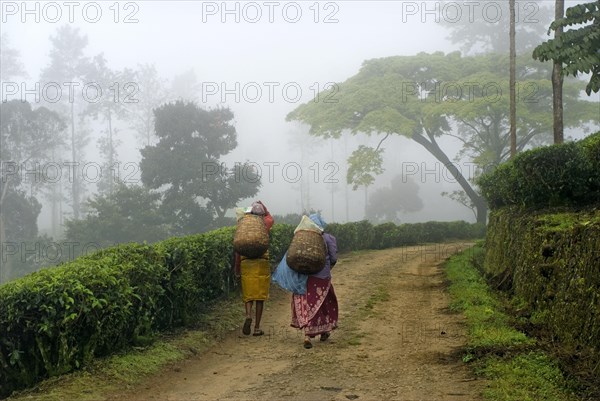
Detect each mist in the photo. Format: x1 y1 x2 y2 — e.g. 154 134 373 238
1 0 598 263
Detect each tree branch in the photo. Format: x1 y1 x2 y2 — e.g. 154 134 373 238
517 128 539 151
375 132 390 152
444 131 472 148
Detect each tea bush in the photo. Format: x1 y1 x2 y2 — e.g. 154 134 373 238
478 132 600 209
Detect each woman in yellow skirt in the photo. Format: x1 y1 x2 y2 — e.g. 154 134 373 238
234 201 274 336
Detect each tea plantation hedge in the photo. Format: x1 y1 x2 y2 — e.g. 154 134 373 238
478 132 600 209
327 220 485 253
484 208 600 362
481 132 600 368
0 219 481 397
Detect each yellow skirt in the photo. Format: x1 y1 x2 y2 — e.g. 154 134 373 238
241 252 270 303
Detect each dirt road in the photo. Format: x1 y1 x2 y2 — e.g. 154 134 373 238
110 243 484 401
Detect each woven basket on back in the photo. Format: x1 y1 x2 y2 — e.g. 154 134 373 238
233 214 269 258
286 229 326 274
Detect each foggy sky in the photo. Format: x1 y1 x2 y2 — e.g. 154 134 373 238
2 0 596 229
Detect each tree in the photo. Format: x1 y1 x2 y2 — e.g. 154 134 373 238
366 175 423 223
85 54 134 195
170 69 201 102
287 52 599 224
128 63 168 147
0 188 43 281
533 1 600 95
40 26 92 220
444 54 598 165
64 183 169 253
140 101 261 234
346 145 384 218
1 101 65 281
40 145 68 239
286 123 321 212
0 34 27 80
441 0 553 55
202 162 262 219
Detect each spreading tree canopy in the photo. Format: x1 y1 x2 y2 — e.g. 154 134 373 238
287 52 598 223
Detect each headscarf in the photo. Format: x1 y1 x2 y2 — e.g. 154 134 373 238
250 202 266 216
309 213 327 230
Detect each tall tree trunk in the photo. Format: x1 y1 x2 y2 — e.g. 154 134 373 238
509 0 517 158
363 186 368 220
146 107 152 147
331 183 335 222
50 148 59 238
0 180 11 283
330 139 335 222
108 109 114 195
344 134 349 223
553 0 565 144
0 210 5 283
70 102 80 219
305 176 311 212
59 182 64 234
51 184 58 237
0 214 7 283
412 131 488 224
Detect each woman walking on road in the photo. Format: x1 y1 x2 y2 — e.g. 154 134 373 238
234 201 274 336
290 214 339 349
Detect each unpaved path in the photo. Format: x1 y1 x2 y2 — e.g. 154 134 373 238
110 243 484 401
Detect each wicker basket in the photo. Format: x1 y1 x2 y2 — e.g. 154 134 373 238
286 229 326 274
233 214 269 258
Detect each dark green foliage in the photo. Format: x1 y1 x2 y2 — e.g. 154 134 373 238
0 231 233 397
371 222 401 250
0 248 165 395
478 133 600 210
326 222 362 253
156 228 234 327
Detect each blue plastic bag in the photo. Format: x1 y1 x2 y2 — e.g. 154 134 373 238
272 252 308 294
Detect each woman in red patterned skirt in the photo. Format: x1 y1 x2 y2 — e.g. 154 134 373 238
291 214 339 349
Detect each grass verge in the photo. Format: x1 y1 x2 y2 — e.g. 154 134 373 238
445 243 579 401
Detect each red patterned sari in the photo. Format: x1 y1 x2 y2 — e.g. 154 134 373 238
291 276 338 336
